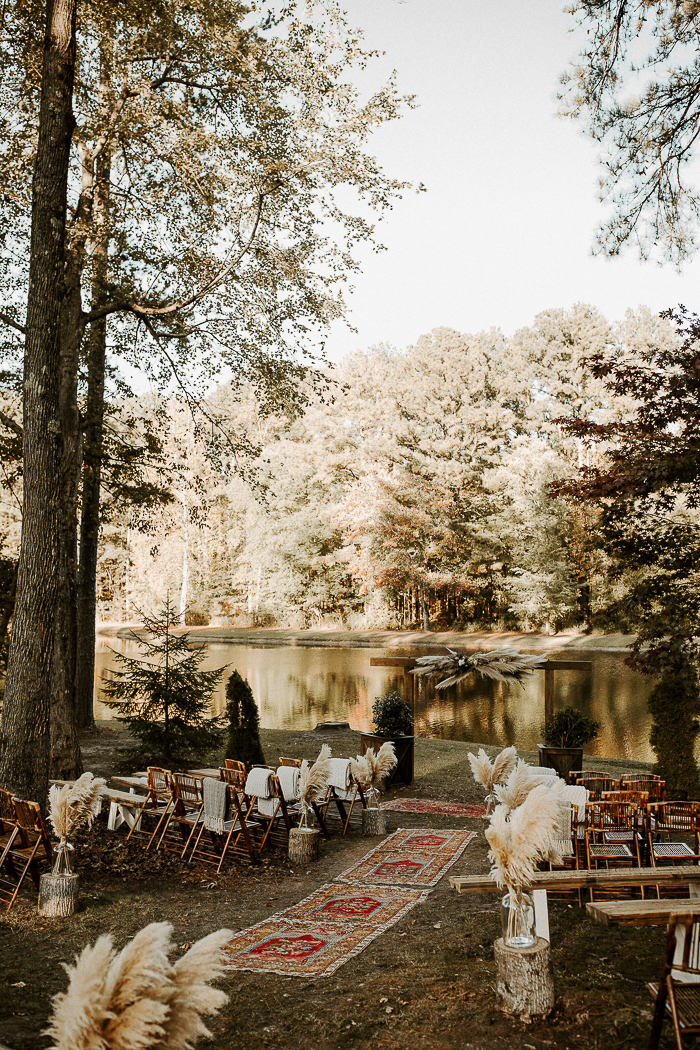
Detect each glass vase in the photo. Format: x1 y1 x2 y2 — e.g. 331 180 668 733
298 800 314 831
366 786 380 811
484 793 496 817
51 839 75 877
500 890 536 949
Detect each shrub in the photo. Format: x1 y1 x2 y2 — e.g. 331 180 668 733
543 706 600 748
648 674 700 799
225 670 265 767
371 690 413 737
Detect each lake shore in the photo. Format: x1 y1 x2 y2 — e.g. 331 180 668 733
96 623 638 652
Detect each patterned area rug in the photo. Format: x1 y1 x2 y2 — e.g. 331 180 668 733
337 828 476 888
221 882 429 977
381 798 486 818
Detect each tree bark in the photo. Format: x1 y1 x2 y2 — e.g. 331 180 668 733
494 936 554 1020
0 0 78 805
0 562 17 666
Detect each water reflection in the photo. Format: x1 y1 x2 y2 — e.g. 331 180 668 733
94 641 657 763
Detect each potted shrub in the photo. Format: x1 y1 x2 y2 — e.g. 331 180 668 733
360 690 414 786
539 706 601 779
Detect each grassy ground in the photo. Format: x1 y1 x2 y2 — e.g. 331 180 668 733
0 724 674 1050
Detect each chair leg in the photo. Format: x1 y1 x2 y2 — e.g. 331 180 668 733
648 981 668 1050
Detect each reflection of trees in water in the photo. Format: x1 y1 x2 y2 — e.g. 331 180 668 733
94 642 659 761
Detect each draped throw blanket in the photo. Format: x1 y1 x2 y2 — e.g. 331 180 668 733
328 758 353 799
203 777 228 835
277 766 300 802
246 767 277 817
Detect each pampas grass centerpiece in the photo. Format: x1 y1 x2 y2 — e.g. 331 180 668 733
48 772 107 876
467 746 517 815
44 921 231 1050
411 647 546 689
350 742 397 835
298 744 332 829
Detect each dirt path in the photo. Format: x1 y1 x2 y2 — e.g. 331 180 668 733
0 726 661 1049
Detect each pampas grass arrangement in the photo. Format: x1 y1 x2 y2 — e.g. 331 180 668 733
44 921 231 1050
468 746 517 813
494 760 542 812
411 647 547 689
350 742 398 795
299 744 332 807
48 772 106 841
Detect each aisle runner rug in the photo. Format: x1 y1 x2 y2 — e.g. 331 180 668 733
380 798 486 818
337 828 475 888
222 881 429 977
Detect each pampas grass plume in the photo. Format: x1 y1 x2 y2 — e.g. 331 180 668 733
495 759 538 811
299 744 332 805
485 784 562 894
44 922 231 1050
350 743 396 791
49 771 107 840
468 746 516 793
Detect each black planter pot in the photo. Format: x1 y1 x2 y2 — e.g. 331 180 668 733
538 744 584 780
360 732 414 786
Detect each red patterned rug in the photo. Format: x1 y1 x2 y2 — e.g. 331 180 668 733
221 881 429 977
337 827 476 888
381 798 486 818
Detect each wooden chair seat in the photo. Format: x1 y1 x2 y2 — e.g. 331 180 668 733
588 843 634 860
653 843 698 861
155 774 204 859
0 798 52 911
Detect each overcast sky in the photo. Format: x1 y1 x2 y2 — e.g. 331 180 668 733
322 0 700 361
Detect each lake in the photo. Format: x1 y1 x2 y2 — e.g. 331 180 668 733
94 639 658 763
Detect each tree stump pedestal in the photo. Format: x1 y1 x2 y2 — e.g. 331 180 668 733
288 828 320 864
493 936 554 1021
362 808 387 835
38 874 79 917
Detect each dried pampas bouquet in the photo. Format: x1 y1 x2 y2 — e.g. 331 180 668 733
298 744 332 829
467 746 516 815
44 921 231 1050
411 647 546 690
48 772 107 876
350 742 397 807
485 784 562 949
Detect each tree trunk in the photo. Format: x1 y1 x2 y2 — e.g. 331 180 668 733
0 562 17 666
0 0 78 806
421 588 430 632
288 827 320 864
494 936 554 1020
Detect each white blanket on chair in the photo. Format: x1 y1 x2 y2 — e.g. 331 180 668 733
277 766 300 801
203 777 227 835
245 767 277 817
328 758 353 799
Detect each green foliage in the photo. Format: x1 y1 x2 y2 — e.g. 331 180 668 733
648 673 700 800
101 598 226 760
371 690 413 737
224 670 265 768
543 707 600 749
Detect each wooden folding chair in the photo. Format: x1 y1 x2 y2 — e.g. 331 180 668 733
188 784 260 869
585 802 640 900
126 766 173 844
156 774 204 859
219 766 247 792
321 762 367 836
648 914 700 1049
1 799 52 911
278 756 302 767
567 769 610 785
224 759 247 774
621 776 666 802
648 802 700 870
576 776 620 801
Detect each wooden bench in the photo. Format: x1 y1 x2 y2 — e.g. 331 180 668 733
450 866 700 895
586 898 700 926
102 787 149 832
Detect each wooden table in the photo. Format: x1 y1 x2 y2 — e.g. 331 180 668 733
111 775 149 792
450 866 700 895
186 768 221 779
586 898 700 926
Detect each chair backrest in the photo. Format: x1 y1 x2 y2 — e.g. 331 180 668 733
649 801 699 834
224 759 246 773
148 767 172 794
219 766 246 790
623 772 661 782
172 773 203 806
602 789 649 807
279 756 302 768
568 769 610 784
0 788 16 825
585 800 639 832
666 915 700 975
12 799 52 858
576 776 620 800
620 776 665 801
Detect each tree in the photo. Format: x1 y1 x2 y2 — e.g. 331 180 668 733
0 0 413 800
101 598 225 760
550 307 700 795
224 671 265 768
562 0 700 263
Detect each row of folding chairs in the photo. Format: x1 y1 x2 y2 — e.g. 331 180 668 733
0 788 52 911
568 770 667 802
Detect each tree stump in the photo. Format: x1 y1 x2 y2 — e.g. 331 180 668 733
493 936 554 1021
288 828 321 864
38 874 80 917
362 809 387 835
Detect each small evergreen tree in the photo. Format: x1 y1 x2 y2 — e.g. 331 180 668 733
101 598 226 761
225 670 265 768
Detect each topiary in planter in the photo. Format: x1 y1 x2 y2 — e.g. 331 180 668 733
543 707 600 749
371 690 413 737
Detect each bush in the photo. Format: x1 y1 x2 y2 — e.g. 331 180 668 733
648 674 700 799
371 690 413 737
225 670 265 768
543 706 600 748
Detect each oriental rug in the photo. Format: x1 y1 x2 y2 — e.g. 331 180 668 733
221 881 429 977
336 827 475 888
380 798 486 818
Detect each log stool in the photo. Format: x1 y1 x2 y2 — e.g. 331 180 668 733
494 936 554 1021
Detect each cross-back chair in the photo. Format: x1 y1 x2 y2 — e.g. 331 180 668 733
0 798 52 911
648 914 700 1049
126 766 173 845
155 773 204 859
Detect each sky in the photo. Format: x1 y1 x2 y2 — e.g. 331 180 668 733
321 0 700 362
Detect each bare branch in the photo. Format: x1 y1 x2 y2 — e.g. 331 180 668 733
0 409 22 438
0 312 25 335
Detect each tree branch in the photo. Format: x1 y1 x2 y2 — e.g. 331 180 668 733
0 409 22 438
0 312 25 335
